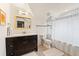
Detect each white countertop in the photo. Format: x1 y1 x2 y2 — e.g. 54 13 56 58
6 33 37 38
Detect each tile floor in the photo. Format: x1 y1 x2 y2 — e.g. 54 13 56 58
22 45 66 56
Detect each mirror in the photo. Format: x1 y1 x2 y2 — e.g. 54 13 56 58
14 16 31 30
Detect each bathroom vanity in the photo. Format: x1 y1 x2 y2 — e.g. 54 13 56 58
6 35 38 56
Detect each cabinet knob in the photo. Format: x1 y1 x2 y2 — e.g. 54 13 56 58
9 45 13 47
10 53 14 55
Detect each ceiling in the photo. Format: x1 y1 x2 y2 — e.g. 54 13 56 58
28 3 79 24
29 3 79 15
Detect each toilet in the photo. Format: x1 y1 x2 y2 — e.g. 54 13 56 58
43 39 52 48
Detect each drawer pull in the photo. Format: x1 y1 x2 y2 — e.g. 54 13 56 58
10 53 14 55
9 45 13 47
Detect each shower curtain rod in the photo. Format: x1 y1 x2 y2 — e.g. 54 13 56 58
49 7 79 21
36 25 52 27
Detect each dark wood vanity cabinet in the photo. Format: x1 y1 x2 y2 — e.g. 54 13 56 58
6 35 38 56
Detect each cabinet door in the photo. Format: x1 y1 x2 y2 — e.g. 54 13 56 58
6 35 37 56
6 38 15 56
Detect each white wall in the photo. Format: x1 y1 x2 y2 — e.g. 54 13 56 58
0 26 6 56
52 15 79 46
72 15 79 46
0 4 10 56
